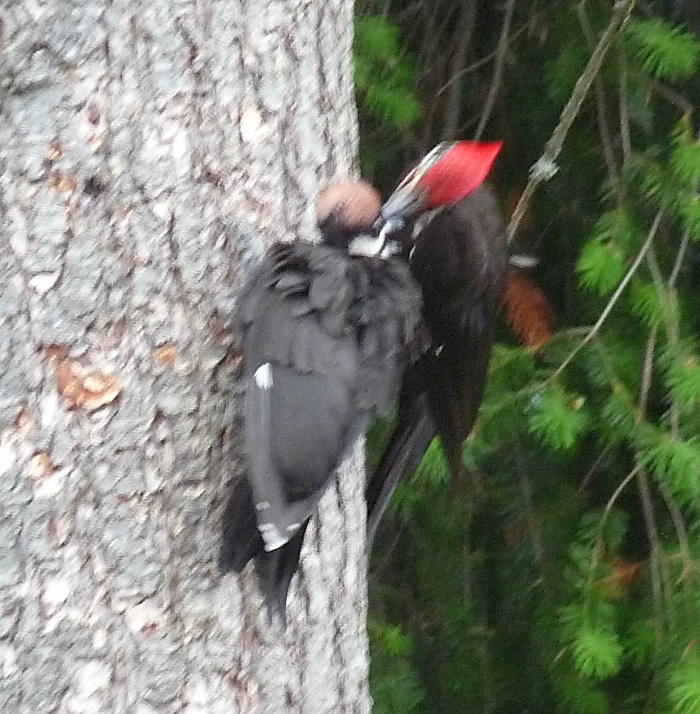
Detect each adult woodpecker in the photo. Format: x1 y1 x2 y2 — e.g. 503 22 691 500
219 180 424 620
366 141 508 546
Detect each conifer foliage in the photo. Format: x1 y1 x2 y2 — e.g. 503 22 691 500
356 1 700 711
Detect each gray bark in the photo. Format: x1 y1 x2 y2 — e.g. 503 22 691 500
0 1 370 713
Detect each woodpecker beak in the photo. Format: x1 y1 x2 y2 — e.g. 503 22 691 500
374 178 429 250
379 183 429 227
378 142 455 229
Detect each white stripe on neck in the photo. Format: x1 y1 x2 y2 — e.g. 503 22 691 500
348 222 402 258
348 232 386 256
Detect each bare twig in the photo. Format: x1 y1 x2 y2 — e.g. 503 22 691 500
637 323 657 414
577 2 620 188
438 0 565 96
443 0 478 139
547 209 662 383
584 464 640 615
635 224 695 589
474 0 517 140
506 0 636 244
650 80 696 115
438 21 530 95
658 480 695 582
618 59 632 165
668 229 691 288
637 467 668 640
578 443 614 494
635 326 670 640
513 435 547 570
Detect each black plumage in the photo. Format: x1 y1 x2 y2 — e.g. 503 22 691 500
219 181 423 620
366 143 508 546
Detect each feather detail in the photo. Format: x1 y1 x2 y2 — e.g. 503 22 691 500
224 231 425 621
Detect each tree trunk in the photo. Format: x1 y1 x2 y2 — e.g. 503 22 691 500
0 2 370 712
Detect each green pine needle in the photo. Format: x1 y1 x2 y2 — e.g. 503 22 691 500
577 210 638 296
626 19 700 81
669 657 700 714
573 627 623 680
680 197 700 242
630 280 663 327
661 341 700 412
577 240 626 296
672 144 700 188
636 427 700 504
529 387 591 451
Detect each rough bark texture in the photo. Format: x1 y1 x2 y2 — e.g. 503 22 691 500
0 2 370 712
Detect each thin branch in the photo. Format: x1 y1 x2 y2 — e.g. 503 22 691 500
506 0 636 244
658 481 695 582
635 325 670 640
650 79 696 115
438 21 529 95
547 209 662 383
637 228 695 586
578 443 614 494
585 464 640 612
474 0 517 140
513 435 547 571
618 58 632 165
668 229 691 288
637 467 668 640
443 0 478 139
637 322 657 414
438 0 566 96
644 237 685 436
577 2 620 189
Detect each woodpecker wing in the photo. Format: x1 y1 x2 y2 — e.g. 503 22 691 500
222 241 423 617
239 244 361 550
413 186 507 455
367 185 507 545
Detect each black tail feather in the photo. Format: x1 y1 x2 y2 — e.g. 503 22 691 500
366 405 436 549
255 522 309 624
219 478 309 623
219 478 263 573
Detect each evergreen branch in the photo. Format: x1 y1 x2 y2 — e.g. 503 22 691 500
547 209 662 384
636 328 669 642
584 464 641 614
514 434 547 571
646 227 691 435
506 0 637 244
658 480 695 584
636 335 677 648
644 230 695 583
637 466 668 641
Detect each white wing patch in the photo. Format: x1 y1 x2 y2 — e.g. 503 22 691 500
258 522 287 551
254 362 273 389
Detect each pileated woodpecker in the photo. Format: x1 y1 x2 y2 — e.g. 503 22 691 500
366 141 508 546
219 180 424 619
